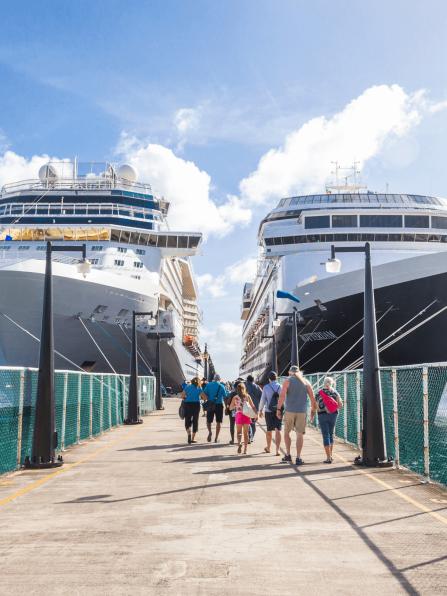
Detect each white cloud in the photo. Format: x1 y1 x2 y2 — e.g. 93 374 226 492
201 321 243 379
225 257 258 284
197 256 257 298
174 107 200 135
118 136 252 239
196 273 227 298
0 151 51 190
239 84 444 206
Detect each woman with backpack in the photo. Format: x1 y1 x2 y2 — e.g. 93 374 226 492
258 371 283 455
180 376 203 444
228 382 258 454
311 376 343 463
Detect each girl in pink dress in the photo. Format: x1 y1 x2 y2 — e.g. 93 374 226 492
229 383 258 454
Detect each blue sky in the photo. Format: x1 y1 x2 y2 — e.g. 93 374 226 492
1 1 447 378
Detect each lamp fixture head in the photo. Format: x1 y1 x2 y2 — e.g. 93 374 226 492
272 318 280 328
77 259 92 278
325 257 341 273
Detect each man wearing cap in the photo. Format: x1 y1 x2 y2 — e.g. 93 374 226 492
201 373 227 443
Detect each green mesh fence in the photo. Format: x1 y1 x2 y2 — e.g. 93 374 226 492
0 367 156 476
280 363 447 487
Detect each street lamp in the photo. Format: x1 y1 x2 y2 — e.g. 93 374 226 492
125 310 155 425
275 307 301 370
25 241 91 468
261 334 277 374
203 344 209 381
325 242 393 467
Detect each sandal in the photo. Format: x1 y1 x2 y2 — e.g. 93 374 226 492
191 440 197 443
264 447 270 453
207 432 212 443
237 444 242 454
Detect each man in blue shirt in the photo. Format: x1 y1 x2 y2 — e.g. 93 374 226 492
201 373 227 443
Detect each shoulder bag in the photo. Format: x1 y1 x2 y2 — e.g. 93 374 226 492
242 398 257 418
179 400 186 420
319 389 339 413
203 384 220 413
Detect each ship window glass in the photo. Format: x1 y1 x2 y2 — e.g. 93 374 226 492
294 235 307 243
91 259 99 265
91 246 103 251
148 234 157 247
442 236 447 243
133 262 143 268
167 236 177 248
18 245 30 250
136 249 145 255
0 245 11 250
117 247 127 253
348 233 362 241
45 228 63 241
111 229 121 242
188 236 201 249
415 234 429 242
178 236 188 249
36 246 45 251
76 229 87 241
21 229 33 241
120 230 130 243
98 228 110 241
389 234 402 242
282 236 294 245
157 235 167 247
375 234 388 241
119 209 131 217
34 229 45 241
334 233 347 241
129 232 140 245
8 228 21 240
64 229 76 241
114 260 124 266
405 215 429 228
319 233 334 242
278 199 287 207
332 215 358 228
429 234 442 242
265 238 274 246
360 214 402 228
0 229 8 241
308 234 320 243
87 229 99 241
138 233 148 245
273 237 282 245
75 207 87 215
305 215 330 229
361 233 375 242
403 234 415 242
432 216 447 230
290 197 299 205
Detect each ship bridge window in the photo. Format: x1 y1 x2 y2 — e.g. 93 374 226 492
148 234 157 247
188 236 201 249
305 215 330 229
129 232 140 245
120 230 130 243
432 216 447 230
405 215 430 228
167 236 177 248
157 235 167 247
178 236 188 249
332 215 358 228
360 214 403 228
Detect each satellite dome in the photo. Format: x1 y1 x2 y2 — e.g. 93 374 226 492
117 164 138 182
38 163 63 179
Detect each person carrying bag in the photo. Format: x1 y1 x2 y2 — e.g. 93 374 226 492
201 373 227 443
310 376 343 463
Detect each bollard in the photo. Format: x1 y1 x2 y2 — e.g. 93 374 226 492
76 374 81 443
16 370 25 469
356 371 361 449
343 372 347 443
61 372 68 451
392 369 400 468
422 367 430 484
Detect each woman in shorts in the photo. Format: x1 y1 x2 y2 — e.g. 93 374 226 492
229 383 257 454
258 371 283 455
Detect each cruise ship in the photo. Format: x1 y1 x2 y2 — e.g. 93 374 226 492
0 159 204 391
239 164 447 384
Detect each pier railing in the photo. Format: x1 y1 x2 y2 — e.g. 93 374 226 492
280 362 447 488
0 367 156 476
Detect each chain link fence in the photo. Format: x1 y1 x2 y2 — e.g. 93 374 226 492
0 367 156 476
279 363 447 488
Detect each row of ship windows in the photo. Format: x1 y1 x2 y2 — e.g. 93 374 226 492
113 260 144 268
0 227 201 248
305 214 446 229
0 202 162 219
264 233 447 246
277 194 442 207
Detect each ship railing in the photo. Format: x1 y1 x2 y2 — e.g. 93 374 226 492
0 202 162 221
0 249 90 270
1 177 160 197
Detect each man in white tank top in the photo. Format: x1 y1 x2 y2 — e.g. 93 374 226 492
276 366 317 465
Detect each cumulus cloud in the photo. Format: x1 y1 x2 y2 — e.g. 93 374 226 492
197 256 257 298
118 136 252 239
239 84 446 206
201 321 243 378
0 151 51 190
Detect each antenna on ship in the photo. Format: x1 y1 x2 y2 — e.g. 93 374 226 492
327 160 366 195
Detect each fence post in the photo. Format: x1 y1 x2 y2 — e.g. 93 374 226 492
122 376 126 422
422 366 430 483
108 376 112 429
356 371 361 449
343 372 347 443
315 375 320 429
77 374 81 443
392 369 399 469
16 370 25 469
100 376 104 433
115 376 119 426
61 372 68 451
89 375 93 438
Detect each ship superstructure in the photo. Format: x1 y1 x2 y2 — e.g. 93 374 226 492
0 160 204 390
240 164 447 383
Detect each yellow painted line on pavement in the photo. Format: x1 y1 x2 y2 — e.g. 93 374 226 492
306 434 447 527
0 411 164 509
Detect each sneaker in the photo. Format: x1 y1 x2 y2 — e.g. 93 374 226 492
295 457 305 465
229 440 235 444
214 438 220 443
282 454 292 462
324 458 332 464
207 432 212 442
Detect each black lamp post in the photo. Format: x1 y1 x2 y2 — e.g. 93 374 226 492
25 241 91 469
261 333 278 375
125 310 156 424
325 242 393 467
203 343 209 382
275 308 300 369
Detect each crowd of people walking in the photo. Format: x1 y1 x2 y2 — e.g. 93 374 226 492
180 367 343 463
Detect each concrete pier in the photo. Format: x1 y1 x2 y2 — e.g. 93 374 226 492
1 398 447 595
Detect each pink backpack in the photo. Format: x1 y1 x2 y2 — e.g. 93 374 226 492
319 390 338 413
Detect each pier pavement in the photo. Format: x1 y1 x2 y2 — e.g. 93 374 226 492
1 398 447 596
